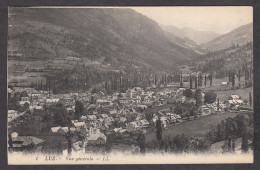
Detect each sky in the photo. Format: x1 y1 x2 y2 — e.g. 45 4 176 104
132 6 253 34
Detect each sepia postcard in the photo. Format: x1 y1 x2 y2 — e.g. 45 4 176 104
7 6 253 164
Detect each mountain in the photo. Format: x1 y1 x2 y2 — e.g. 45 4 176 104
200 23 253 51
8 8 199 72
163 31 197 49
195 42 253 78
161 25 220 45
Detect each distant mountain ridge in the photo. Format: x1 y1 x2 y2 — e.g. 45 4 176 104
200 23 253 51
161 25 220 45
8 8 199 72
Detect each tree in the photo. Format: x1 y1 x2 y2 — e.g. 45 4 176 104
75 100 84 117
231 74 235 89
90 96 96 104
174 103 182 115
195 77 198 88
183 89 192 98
91 88 97 94
249 92 252 107
22 102 30 111
241 136 249 153
145 112 153 122
204 91 217 104
137 132 146 154
53 105 69 126
8 135 13 152
217 98 220 112
64 129 73 155
20 91 29 98
173 134 191 153
204 75 207 87
105 133 116 152
194 89 202 108
209 74 213 86
156 118 162 141
228 70 231 82
180 74 183 87
57 142 63 154
189 77 193 89
238 69 241 81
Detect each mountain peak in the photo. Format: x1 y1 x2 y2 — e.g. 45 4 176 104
200 22 253 51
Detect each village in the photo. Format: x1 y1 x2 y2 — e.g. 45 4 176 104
8 74 253 155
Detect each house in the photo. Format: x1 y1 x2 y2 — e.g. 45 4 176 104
201 105 211 116
21 97 29 101
230 95 240 100
66 107 74 113
101 114 108 119
154 99 167 106
31 93 41 97
8 110 18 118
34 105 43 111
135 113 143 121
139 119 149 127
166 113 178 121
119 117 127 123
109 110 117 115
51 126 61 133
87 115 97 121
160 116 168 128
126 121 140 132
126 89 136 98
80 115 88 121
137 104 148 110
71 120 78 124
73 122 86 131
46 98 60 106
57 127 69 135
221 82 228 86
85 120 95 129
104 116 114 126
119 98 132 104
72 141 84 152
19 101 30 106
10 135 45 152
87 132 107 145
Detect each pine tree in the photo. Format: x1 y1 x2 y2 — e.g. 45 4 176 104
195 89 202 109
137 132 146 154
180 74 183 87
8 135 13 152
64 128 73 155
204 75 207 87
228 70 231 82
217 98 220 112
195 77 197 89
210 74 213 86
156 118 162 141
231 73 235 89
238 69 241 82
189 77 193 89
249 92 252 107
241 136 249 153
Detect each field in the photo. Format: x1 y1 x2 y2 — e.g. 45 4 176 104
145 112 240 142
215 87 252 101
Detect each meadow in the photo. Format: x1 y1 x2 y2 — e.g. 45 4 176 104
145 112 241 142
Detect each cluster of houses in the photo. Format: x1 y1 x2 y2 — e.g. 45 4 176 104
8 84 250 154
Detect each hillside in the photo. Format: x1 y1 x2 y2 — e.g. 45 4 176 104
200 23 253 51
195 42 253 78
161 25 220 45
8 7 199 72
